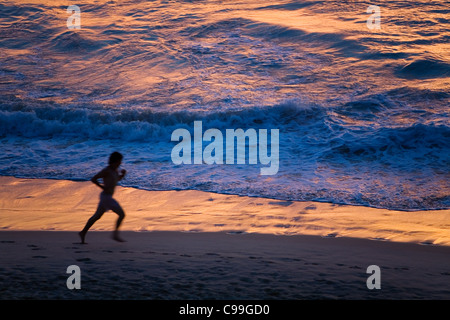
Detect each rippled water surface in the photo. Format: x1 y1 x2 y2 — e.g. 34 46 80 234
1 0 449 210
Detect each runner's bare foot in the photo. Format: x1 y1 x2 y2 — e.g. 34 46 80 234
78 231 87 244
112 231 126 242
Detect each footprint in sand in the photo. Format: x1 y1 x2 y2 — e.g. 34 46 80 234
239 277 253 283
394 267 409 271
27 244 45 251
258 278 271 284
323 233 338 238
227 231 246 235
205 253 220 256
371 237 388 241
76 258 91 262
268 201 294 207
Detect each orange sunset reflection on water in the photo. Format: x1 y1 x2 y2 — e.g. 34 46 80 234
0 0 449 211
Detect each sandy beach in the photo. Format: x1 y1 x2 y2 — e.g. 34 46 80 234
1 176 449 300
0 230 449 300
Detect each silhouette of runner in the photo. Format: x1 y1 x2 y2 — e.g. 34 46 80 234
79 152 126 244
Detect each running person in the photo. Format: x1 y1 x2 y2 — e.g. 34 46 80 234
79 152 127 244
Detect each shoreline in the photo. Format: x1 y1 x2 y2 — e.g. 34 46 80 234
8 175 449 213
1 175 449 246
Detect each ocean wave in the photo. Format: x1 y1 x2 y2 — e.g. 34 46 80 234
322 123 450 168
387 87 450 100
395 58 450 79
0 99 324 141
1 97 448 156
2 97 449 180
49 31 114 53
